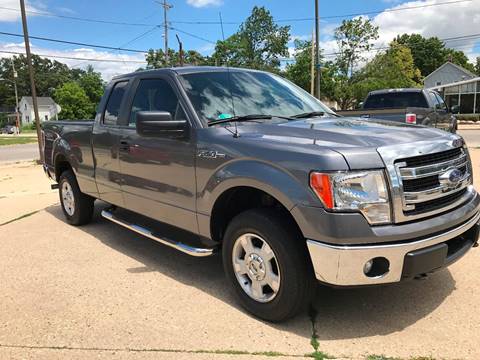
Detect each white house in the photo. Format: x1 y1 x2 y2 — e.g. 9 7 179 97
423 62 476 89
19 96 61 124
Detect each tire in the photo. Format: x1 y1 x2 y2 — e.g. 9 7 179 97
222 208 316 322
59 170 94 226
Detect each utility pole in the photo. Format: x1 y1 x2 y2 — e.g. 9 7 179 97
157 0 173 65
310 29 315 96
11 58 20 133
20 0 43 162
314 0 321 100
176 34 184 67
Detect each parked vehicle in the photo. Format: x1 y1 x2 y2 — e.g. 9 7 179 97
337 88 458 132
1 125 16 134
42 67 479 322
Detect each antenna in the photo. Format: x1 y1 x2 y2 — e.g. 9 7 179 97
219 12 239 138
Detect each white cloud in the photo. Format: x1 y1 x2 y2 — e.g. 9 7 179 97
0 0 46 22
319 0 480 63
186 0 223 8
0 41 146 81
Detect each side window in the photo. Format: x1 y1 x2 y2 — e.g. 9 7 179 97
434 93 447 110
103 81 128 126
129 78 186 127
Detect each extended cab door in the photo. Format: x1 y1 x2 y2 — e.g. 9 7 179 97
91 79 131 207
118 75 198 233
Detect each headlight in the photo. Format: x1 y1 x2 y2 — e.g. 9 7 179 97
310 170 391 224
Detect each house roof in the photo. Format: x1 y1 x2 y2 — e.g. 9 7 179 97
21 96 56 106
424 62 477 82
427 76 480 90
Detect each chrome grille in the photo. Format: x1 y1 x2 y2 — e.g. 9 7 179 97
377 136 475 224
396 147 472 219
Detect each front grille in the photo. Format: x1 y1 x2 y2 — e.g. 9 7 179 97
402 147 462 167
396 147 471 219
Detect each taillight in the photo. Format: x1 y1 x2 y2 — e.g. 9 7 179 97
405 113 417 124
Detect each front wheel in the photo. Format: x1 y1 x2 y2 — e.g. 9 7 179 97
222 208 315 322
59 170 94 226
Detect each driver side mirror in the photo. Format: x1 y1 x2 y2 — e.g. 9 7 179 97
136 111 187 137
450 105 460 114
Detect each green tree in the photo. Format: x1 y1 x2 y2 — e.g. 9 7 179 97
53 82 92 120
77 65 105 116
145 48 211 68
213 6 290 71
353 42 422 102
395 34 476 76
284 39 335 99
331 18 379 109
476 57 480 76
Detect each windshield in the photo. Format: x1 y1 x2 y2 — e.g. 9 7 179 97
178 70 335 125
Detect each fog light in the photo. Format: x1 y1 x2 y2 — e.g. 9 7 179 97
364 257 390 278
363 260 373 275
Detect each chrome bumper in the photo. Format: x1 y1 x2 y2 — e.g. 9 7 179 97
306 211 480 286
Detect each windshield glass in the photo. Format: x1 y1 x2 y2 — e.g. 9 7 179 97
178 70 335 125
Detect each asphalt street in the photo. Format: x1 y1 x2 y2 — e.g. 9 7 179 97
0 143 39 163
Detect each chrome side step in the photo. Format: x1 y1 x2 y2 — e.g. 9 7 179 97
101 209 214 257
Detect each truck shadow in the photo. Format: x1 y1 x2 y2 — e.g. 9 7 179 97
45 203 456 340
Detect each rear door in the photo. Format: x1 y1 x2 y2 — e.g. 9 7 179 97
118 75 198 233
91 80 130 207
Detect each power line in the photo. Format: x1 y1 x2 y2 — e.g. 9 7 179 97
0 50 146 63
0 31 148 53
169 26 217 44
0 0 471 28
168 0 473 24
0 6 155 27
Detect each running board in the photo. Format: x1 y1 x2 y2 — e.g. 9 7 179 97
101 209 214 257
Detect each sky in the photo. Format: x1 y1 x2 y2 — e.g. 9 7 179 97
0 0 479 80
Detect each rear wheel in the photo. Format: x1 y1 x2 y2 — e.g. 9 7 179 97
222 208 315 322
59 170 94 226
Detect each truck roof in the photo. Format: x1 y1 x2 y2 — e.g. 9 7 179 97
112 66 266 81
368 88 424 96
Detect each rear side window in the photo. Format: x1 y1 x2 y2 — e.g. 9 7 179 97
364 92 428 109
103 81 128 125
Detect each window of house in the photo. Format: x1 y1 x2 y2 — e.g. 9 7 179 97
45 115 48 121
26 115 29 122
103 81 128 126
436 81 442 86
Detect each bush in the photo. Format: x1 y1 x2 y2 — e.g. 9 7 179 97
21 123 37 131
457 114 480 122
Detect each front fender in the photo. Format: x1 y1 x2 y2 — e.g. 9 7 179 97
197 159 320 215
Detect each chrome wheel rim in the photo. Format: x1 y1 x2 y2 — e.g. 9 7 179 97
61 181 75 216
232 233 280 303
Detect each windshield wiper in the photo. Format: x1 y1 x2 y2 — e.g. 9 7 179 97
291 111 326 119
208 114 273 126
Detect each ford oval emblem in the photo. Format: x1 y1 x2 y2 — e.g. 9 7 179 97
439 168 463 187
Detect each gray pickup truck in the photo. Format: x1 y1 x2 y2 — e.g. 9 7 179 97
337 88 458 132
42 67 479 322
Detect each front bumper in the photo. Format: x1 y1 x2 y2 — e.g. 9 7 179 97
307 210 480 286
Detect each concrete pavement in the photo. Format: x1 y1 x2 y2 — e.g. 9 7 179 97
458 129 480 148
1 152 480 359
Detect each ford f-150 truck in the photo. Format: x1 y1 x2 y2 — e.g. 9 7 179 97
337 88 458 132
42 67 479 322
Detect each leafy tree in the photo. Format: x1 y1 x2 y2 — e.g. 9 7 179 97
213 6 290 71
353 42 422 102
331 18 379 109
395 34 475 76
76 65 105 116
53 82 92 120
145 48 211 68
284 39 335 99
476 57 480 76
334 18 379 77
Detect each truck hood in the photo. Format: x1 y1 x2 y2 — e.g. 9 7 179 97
236 116 455 169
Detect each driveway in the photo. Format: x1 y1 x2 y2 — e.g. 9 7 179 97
0 152 480 359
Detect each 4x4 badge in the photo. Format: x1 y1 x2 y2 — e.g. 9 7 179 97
198 150 226 159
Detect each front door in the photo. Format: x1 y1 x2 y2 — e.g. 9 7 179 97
118 76 198 233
